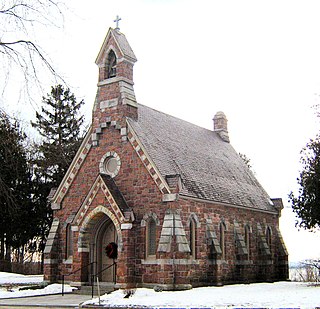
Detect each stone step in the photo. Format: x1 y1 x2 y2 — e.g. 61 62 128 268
73 285 115 296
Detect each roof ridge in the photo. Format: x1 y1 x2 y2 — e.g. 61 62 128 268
135 102 215 134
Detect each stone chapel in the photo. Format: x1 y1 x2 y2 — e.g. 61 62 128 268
43 26 289 290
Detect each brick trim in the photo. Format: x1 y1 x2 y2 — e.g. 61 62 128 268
43 218 59 260
91 117 125 147
98 44 119 67
99 151 121 177
78 205 123 252
187 213 201 228
74 175 126 226
275 226 288 256
157 209 190 253
51 129 92 209
206 218 222 255
257 223 271 256
141 212 160 227
234 220 248 256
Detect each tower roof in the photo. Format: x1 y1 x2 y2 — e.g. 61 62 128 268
95 28 137 65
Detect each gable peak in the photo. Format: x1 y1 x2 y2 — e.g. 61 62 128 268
95 27 137 67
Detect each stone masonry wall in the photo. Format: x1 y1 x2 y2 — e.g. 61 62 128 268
132 197 287 288
48 119 288 288
51 122 166 286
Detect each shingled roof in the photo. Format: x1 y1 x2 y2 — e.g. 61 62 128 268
128 104 277 213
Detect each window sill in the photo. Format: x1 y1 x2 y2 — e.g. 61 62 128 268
141 258 199 265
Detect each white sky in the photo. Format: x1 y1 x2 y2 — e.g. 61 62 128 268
3 0 320 262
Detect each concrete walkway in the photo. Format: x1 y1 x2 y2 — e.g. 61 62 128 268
0 293 92 308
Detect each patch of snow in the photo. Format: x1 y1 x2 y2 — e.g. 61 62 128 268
0 272 319 308
0 272 75 298
0 283 75 299
0 272 43 285
84 282 320 309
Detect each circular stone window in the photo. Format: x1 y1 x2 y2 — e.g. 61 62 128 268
99 151 121 178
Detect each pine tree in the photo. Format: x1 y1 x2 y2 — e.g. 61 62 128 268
27 148 53 254
31 84 85 187
289 135 320 230
0 110 33 260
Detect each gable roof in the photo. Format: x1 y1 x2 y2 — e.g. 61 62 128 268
100 174 130 213
128 104 277 213
73 174 132 226
96 28 137 65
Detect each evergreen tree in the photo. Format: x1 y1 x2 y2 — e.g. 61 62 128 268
27 148 53 254
289 135 320 230
31 84 85 187
0 110 33 260
27 85 85 256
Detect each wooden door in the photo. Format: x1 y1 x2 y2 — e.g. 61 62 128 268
100 222 117 282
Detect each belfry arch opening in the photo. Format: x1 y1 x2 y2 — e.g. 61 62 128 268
105 50 117 79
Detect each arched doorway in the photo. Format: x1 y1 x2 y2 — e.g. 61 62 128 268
90 215 118 283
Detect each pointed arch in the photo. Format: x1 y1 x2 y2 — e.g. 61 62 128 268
187 213 201 228
78 205 122 253
189 217 196 259
65 223 73 259
187 213 200 259
141 212 159 258
147 217 157 257
141 211 160 227
105 49 117 79
266 226 272 251
244 224 251 259
219 221 227 260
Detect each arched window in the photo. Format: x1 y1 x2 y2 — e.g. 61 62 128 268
105 50 117 79
66 224 73 259
245 225 251 258
189 218 196 259
146 218 157 258
220 222 227 260
266 226 272 251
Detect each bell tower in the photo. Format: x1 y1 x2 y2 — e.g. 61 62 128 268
92 25 138 140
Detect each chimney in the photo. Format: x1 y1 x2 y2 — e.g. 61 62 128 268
213 111 230 143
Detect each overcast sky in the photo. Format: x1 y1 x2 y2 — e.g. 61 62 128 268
3 0 320 262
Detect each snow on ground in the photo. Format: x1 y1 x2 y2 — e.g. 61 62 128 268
0 272 319 308
0 272 75 298
0 271 43 285
84 282 320 309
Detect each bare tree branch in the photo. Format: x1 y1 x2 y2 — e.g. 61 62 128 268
0 0 66 109
0 4 35 22
0 40 57 75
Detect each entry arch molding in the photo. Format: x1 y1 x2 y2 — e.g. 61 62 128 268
78 205 123 253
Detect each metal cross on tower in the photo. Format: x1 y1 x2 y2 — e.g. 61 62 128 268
114 15 121 30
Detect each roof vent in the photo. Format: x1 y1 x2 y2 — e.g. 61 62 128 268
213 111 230 143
